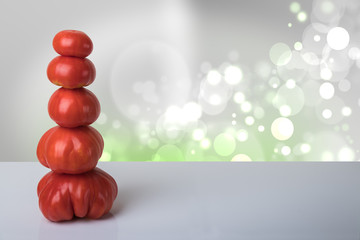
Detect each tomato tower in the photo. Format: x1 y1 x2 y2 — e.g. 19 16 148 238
36 30 118 222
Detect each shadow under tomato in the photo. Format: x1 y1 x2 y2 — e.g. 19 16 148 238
38 212 119 240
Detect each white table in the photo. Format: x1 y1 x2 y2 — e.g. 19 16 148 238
1 162 360 240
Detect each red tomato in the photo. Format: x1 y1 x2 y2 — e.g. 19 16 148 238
37 167 118 222
53 30 93 58
47 56 96 89
37 126 104 174
48 87 100 128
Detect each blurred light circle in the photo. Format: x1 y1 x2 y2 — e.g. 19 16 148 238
185 144 204 162
241 101 252 113
301 143 311 153
111 41 191 122
224 65 243 85
302 23 328 55
153 144 184 161
312 0 343 24
322 109 332 119
319 82 335 99
297 11 307 22
293 143 310 156
156 113 185 143
269 76 280 88
183 102 202 122
342 124 349 132
290 2 301 13
348 47 360 60
327 27 350 50
338 79 351 92
200 138 211 149
279 105 292 117
273 85 305 116
271 117 294 141
338 147 355 161
209 94 222 105
301 52 320 66
341 106 352 116
314 35 321 42
231 154 252 162
213 133 236 157
207 70 222 85
324 49 351 74
199 73 232 115
321 0 335 14
269 43 292 66
316 96 345 124
192 129 205 141
281 146 291 156
294 41 303 51
320 67 333 80
198 96 227 115
258 125 265 132
236 129 248 142
200 77 232 102
277 51 308 82
245 116 255 126
286 79 296 89
233 91 246 104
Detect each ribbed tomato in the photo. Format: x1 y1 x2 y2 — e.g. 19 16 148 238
53 30 93 58
48 87 100 128
37 168 118 222
37 126 104 174
47 56 96 89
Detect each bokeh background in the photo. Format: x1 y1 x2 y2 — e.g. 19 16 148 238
1 0 359 162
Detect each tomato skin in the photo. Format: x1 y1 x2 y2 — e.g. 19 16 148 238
37 167 118 222
37 127 57 168
48 87 100 128
47 56 96 89
53 30 93 58
36 126 104 174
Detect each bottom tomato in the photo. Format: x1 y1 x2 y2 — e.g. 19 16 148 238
37 168 118 222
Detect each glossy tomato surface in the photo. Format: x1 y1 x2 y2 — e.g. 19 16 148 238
53 30 93 58
37 126 104 174
47 56 96 89
48 87 100 128
38 167 118 222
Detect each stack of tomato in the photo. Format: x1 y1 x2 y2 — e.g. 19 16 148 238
36 30 118 222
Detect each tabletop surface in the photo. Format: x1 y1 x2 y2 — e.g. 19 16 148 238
0 162 360 240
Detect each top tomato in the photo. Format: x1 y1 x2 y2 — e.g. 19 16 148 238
53 30 93 58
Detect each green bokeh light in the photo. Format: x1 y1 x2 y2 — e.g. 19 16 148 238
290 2 301 14
213 133 236 157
